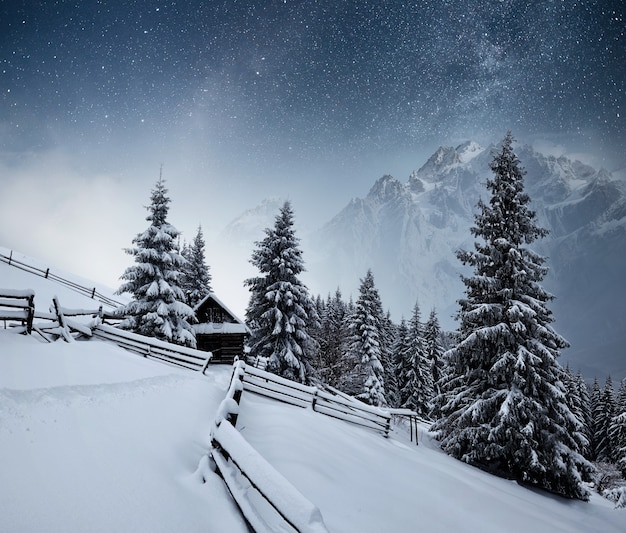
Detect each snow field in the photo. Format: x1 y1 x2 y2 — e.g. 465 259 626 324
0 332 248 533
1 251 624 532
237 392 623 533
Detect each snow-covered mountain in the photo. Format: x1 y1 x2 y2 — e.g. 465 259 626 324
218 142 625 381
307 141 626 381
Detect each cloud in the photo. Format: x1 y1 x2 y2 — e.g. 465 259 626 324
0 147 141 289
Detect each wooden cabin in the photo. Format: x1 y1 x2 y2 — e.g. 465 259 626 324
193 293 250 364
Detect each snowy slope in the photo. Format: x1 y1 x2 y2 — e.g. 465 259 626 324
0 246 128 312
1 253 624 532
0 331 248 533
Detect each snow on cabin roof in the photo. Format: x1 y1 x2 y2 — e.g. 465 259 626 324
194 292 249 331
193 322 249 335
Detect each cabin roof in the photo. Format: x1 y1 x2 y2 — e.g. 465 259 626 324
194 292 251 335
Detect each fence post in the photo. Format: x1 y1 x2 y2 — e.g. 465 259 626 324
91 287 96 299
311 388 318 411
45 268 49 279
52 295 73 342
26 293 35 334
383 414 391 438
8 250 12 265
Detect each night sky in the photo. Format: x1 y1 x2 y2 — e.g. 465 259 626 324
0 1 624 308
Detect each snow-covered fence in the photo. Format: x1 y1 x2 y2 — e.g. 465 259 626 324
0 250 123 309
238 361 392 437
210 361 329 532
387 408 422 445
0 289 35 333
92 323 211 372
211 419 329 533
27 296 101 342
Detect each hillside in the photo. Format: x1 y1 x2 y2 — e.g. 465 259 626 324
1 251 624 531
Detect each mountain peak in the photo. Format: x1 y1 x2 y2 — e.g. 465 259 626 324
455 140 484 163
414 143 483 182
368 174 405 201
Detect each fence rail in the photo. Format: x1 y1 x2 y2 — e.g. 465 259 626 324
0 250 123 309
0 289 35 334
240 362 392 437
92 323 211 373
210 361 329 533
0 287 211 372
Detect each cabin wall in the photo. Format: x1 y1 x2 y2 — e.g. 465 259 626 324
196 333 246 364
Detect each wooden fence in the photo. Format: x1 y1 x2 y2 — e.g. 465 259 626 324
92 324 212 373
238 361 392 437
0 250 123 309
0 287 212 373
210 361 329 533
0 289 35 334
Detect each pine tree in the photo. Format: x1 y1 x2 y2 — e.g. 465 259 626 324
340 270 387 407
575 372 593 459
317 289 350 387
244 202 318 383
593 376 616 462
400 303 433 418
424 309 445 397
589 378 602 459
562 367 591 459
393 318 410 405
181 225 212 308
380 311 400 408
609 379 626 476
116 175 196 347
431 133 591 500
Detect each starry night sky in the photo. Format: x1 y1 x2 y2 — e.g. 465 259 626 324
0 0 624 304
3 1 624 157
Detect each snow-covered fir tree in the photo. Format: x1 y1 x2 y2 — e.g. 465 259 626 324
563 367 592 459
181 225 212 308
380 311 400 408
424 309 445 398
316 289 350 388
399 303 433 418
244 201 318 383
431 133 592 500
395 317 412 407
576 372 593 459
340 269 387 407
609 379 626 476
593 376 616 462
116 176 196 347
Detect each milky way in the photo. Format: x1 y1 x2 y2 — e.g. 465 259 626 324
2 0 624 163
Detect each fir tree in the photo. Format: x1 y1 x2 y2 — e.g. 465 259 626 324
563 367 591 459
593 376 616 462
244 202 318 383
589 378 602 458
575 372 593 459
317 289 350 388
424 309 445 397
431 133 592 500
181 225 212 308
395 317 412 407
400 303 433 418
340 270 387 407
380 311 400 408
116 175 196 347
609 379 626 476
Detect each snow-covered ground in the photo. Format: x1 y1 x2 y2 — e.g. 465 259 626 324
1 250 624 532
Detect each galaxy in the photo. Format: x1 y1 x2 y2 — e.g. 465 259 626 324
0 0 624 299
